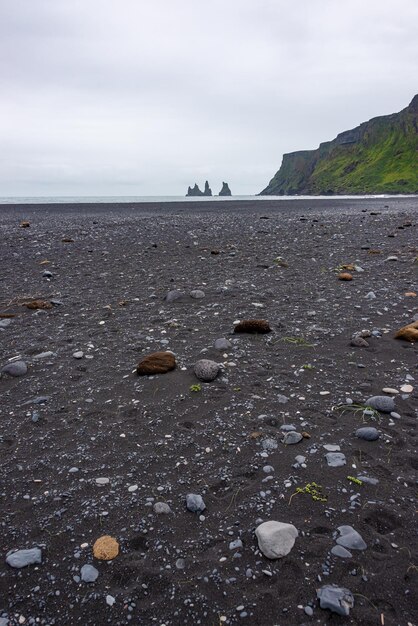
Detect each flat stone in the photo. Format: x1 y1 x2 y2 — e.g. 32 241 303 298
95 477 110 485
186 493 206 513
0 319 12 328
351 335 369 347
80 564 99 582
164 289 184 303
317 585 354 616
331 545 352 558
280 424 296 432
261 438 278 451
153 502 171 514
382 387 399 394
1 361 28 377
384 255 398 262
6 548 42 568
355 427 379 441
366 395 395 413
73 351 84 359
255 521 298 559
365 291 376 300
357 475 379 485
323 444 340 452
194 359 219 382
190 289 205 299
282 431 303 445
33 351 55 360
325 452 346 467
336 525 367 550
214 338 232 350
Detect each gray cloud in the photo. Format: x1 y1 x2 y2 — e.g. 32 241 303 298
0 0 417 196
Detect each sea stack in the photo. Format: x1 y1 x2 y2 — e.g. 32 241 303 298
203 180 212 196
186 184 204 197
218 182 232 196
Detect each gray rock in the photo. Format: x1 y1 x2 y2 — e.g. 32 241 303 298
276 394 289 404
317 584 354 616
366 395 395 413
280 424 296 432
0 319 12 328
262 465 274 474
255 521 298 559
365 291 376 300
325 452 346 467
323 444 340 452
190 289 205 299
331 545 352 558
336 525 367 550
384 255 398 262
1 361 28 377
304 606 314 616
186 493 206 513
357 475 379 485
33 351 55 360
355 427 379 441
153 502 171 514
22 395 50 405
164 289 184 303
80 564 99 582
6 548 42 568
73 351 84 359
294 455 306 465
261 438 278 451
214 338 232 350
194 359 220 382
282 431 303 445
229 539 243 550
351 335 369 347
42 270 53 278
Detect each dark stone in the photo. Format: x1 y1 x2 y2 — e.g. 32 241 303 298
218 182 232 196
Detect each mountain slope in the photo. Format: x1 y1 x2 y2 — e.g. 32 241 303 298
260 95 418 195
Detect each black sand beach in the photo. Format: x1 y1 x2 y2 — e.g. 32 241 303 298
0 197 417 625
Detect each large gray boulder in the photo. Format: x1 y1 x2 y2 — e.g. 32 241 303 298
255 521 298 559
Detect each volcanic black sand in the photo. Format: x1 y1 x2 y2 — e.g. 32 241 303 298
0 198 417 626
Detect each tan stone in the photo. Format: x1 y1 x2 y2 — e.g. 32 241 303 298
93 535 119 560
24 300 53 310
137 351 176 375
395 320 418 342
338 272 353 281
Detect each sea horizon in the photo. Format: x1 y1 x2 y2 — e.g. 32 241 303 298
1 193 417 205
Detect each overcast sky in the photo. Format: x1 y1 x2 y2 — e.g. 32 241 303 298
0 0 417 197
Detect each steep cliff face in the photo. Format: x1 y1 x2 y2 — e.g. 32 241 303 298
260 95 418 195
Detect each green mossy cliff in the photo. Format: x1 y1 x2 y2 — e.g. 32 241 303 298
261 95 418 195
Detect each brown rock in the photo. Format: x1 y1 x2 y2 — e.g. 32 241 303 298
338 272 353 281
395 320 418 342
62 238 74 243
20 221 30 228
93 535 119 560
234 319 272 334
137 351 176 375
24 300 53 310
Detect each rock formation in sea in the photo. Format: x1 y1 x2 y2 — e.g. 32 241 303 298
186 184 204 197
203 180 212 196
218 182 232 196
186 181 212 196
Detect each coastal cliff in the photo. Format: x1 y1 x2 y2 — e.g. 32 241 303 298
260 95 418 195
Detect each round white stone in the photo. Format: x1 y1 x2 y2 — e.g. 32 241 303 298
255 521 298 559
